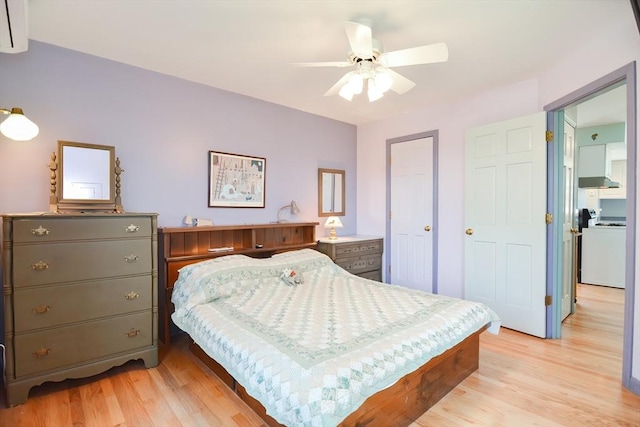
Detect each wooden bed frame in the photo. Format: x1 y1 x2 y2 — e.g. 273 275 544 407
158 223 486 426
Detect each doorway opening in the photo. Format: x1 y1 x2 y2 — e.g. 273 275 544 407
545 62 636 391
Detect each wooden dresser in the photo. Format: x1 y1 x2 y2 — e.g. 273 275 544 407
316 235 383 281
1 213 158 406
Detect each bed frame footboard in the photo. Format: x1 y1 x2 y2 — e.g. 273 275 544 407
189 326 485 427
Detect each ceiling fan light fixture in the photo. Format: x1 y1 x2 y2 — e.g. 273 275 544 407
338 85 354 101
367 80 384 102
373 69 393 93
346 74 364 94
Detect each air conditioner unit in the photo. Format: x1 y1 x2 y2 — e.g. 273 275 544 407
0 0 28 53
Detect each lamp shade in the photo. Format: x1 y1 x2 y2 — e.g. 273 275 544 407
324 216 343 239
0 108 39 141
290 200 301 215
324 216 343 228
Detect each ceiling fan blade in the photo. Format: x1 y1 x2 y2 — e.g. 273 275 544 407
345 21 373 59
381 42 449 67
384 68 416 94
324 71 356 96
292 61 352 68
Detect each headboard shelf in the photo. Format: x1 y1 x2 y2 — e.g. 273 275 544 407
158 222 318 344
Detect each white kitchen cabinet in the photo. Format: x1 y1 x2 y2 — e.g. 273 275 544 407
578 144 610 178
581 227 625 288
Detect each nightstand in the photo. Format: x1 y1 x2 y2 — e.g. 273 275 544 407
316 235 383 281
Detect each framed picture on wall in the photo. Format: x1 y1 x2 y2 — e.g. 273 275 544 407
208 151 266 208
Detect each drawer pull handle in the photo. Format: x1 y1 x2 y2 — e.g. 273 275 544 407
124 254 139 263
34 348 51 358
31 226 51 237
125 224 140 233
125 291 139 300
125 328 141 338
32 304 50 314
31 261 49 271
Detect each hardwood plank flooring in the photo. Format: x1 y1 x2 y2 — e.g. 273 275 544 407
1 284 638 426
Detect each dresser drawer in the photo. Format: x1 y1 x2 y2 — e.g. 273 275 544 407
14 275 152 332
13 239 152 287
336 254 382 275
12 217 152 244
332 239 382 260
14 311 152 377
358 269 382 282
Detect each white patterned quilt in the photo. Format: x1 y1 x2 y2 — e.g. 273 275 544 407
171 249 500 427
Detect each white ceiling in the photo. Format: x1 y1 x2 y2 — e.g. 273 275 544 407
27 0 634 125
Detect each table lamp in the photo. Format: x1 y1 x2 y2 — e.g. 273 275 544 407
324 216 343 239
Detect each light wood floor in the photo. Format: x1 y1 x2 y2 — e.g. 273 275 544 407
1 284 638 426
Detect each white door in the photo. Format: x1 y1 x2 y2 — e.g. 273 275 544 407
561 119 576 320
390 137 434 292
464 112 547 338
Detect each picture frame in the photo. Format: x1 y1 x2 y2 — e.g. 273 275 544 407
208 151 266 208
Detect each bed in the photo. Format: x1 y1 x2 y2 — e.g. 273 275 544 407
169 248 500 426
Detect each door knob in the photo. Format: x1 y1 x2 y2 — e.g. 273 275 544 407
465 228 474 235
424 225 431 232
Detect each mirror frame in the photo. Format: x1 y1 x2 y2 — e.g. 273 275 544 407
318 168 345 217
53 140 122 213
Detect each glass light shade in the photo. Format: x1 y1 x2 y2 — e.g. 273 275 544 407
339 85 354 101
346 74 363 94
367 79 384 102
0 108 39 141
374 70 393 93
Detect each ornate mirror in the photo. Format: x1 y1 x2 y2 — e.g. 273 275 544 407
318 168 345 217
50 140 124 212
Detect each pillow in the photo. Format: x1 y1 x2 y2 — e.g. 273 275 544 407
280 268 304 286
171 254 259 312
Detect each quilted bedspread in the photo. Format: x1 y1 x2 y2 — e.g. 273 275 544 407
171 249 500 427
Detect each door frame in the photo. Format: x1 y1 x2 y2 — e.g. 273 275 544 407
544 61 637 392
385 130 439 292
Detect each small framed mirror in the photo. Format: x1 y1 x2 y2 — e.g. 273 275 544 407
318 168 345 217
52 140 123 212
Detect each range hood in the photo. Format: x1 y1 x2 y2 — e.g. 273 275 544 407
578 176 620 188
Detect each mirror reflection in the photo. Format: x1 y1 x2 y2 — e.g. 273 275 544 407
318 168 345 217
62 144 112 200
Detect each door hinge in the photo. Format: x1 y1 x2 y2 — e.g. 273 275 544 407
389 156 392 165
389 211 392 220
545 295 552 306
546 130 554 142
545 212 553 224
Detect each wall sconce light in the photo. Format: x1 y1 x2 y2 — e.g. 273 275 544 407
0 107 39 141
324 216 343 239
277 200 301 223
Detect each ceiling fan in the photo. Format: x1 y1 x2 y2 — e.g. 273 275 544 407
295 21 449 102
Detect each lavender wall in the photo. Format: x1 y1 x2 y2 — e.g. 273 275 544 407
0 41 357 232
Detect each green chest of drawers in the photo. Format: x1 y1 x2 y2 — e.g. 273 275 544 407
1 213 159 406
